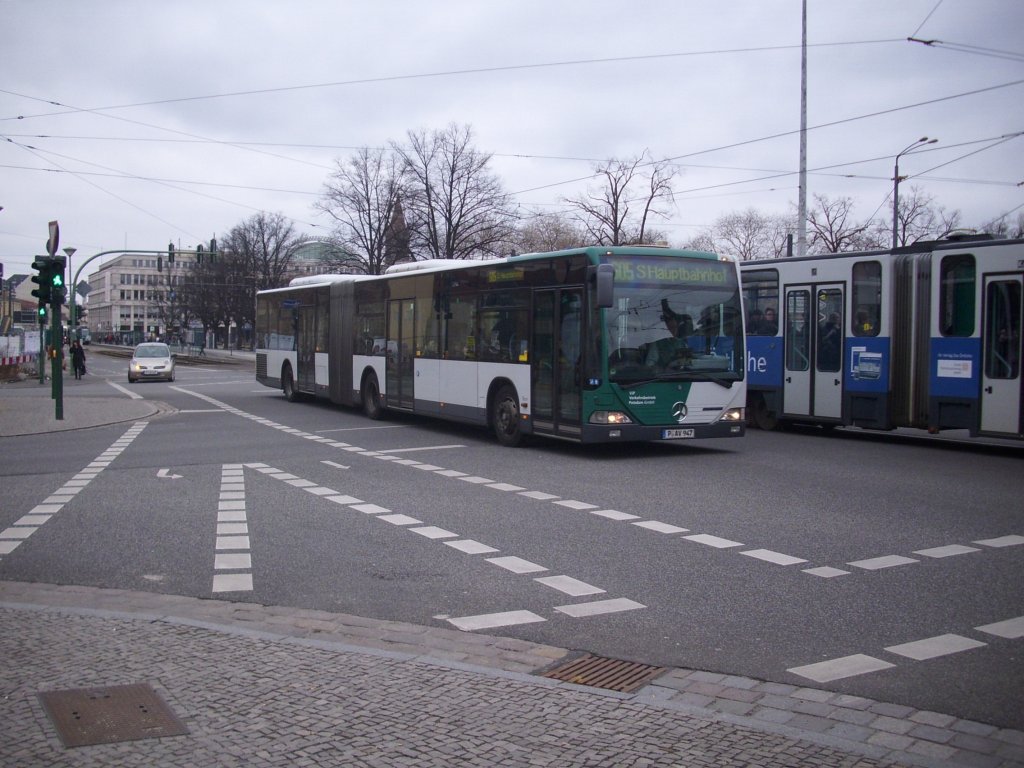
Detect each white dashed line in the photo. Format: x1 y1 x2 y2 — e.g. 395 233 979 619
447 610 546 632
741 549 807 566
554 598 646 618
884 634 987 660
847 555 918 570
788 654 895 683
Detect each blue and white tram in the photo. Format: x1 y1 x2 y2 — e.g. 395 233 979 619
740 235 1024 440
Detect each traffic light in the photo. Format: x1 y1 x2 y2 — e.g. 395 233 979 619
168 241 175 264
31 256 53 304
37 302 47 322
50 255 67 306
196 243 204 264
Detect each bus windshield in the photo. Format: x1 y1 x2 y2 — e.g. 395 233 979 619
602 255 744 384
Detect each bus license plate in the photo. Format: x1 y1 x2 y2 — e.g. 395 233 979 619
662 428 695 439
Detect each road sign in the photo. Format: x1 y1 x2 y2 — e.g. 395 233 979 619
46 220 59 256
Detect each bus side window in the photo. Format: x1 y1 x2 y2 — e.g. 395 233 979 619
444 296 475 360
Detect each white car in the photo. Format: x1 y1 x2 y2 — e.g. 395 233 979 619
129 342 176 383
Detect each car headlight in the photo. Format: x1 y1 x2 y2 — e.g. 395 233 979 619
719 407 745 422
589 411 633 425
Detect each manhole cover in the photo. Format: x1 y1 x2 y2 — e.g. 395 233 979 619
541 653 665 693
38 683 188 747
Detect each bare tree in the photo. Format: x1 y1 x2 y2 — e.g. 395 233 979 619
394 124 516 260
223 211 307 291
892 186 962 247
315 147 410 274
698 209 791 260
807 194 877 254
566 151 676 246
979 211 1024 239
513 210 587 254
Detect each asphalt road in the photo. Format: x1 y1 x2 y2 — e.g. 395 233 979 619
2 349 1022 732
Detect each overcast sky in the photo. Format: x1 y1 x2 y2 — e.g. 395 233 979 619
2 0 1022 279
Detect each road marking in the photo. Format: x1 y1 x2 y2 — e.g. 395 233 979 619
321 460 350 470
802 566 850 578
0 422 147 560
156 468 182 479
684 534 743 548
554 598 646 618
411 526 457 540
534 575 605 597
847 555 918 570
107 380 142 399
741 549 807 566
212 463 253 594
444 539 499 555
377 444 467 453
447 610 546 632
913 544 981 558
976 616 1024 639
590 509 639 521
378 514 422 526
974 535 1024 548
884 634 987 660
553 500 598 510
788 654 895 683
633 521 689 534
486 556 547 574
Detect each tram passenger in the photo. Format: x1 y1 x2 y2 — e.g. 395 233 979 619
762 307 778 335
819 312 842 370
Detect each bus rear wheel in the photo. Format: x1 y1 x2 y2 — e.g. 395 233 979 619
282 364 299 402
362 372 384 420
492 384 523 447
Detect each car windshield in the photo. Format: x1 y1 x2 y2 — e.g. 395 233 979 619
135 345 170 358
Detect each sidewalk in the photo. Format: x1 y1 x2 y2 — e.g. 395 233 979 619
2 377 1022 766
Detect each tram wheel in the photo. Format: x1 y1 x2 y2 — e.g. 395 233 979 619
492 384 523 447
362 372 384 420
751 393 778 431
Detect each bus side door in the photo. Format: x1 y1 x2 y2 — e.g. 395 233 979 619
386 298 415 410
532 288 583 436
297 304 316 392
980 274 1023 436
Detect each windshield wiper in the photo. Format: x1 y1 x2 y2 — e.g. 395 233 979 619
614 372 737 388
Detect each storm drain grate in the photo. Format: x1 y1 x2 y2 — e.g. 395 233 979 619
541 653 666 693
38 683 188 748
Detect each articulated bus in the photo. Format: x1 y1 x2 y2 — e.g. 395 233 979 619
255 246 747 446
741 235 1024 441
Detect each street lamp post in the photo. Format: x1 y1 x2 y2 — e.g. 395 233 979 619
892 137 937 249
63 247 77 338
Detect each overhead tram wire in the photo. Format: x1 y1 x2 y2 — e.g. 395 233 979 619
1 39 903 122
512 78 1024 196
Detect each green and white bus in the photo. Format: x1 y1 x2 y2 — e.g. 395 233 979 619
255 246 746 446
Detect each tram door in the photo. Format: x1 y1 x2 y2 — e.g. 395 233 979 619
783 284 844 420
532 288 583 436
980 274 1023 436
297 304 316 392
386 299 415 410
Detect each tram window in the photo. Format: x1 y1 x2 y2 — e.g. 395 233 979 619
785 290 811 371
939 255 976 337
415 297 439 358
852 261 880 337
742 269 779 335
985 281 1021 379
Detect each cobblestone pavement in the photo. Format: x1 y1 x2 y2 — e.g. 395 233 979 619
2 582 1022 768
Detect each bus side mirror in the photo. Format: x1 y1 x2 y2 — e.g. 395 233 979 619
591 263 614 308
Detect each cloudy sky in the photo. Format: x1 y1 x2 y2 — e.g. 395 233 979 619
2 0 1022 279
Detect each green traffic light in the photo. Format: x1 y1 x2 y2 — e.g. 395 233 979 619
38 305 47 317
52 274 63 287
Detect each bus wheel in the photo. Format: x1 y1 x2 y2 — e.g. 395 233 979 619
750 393 778 431
282 364 299 402
362 372 384 420
492 384 523 447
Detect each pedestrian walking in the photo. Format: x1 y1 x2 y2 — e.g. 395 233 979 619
71 340 87 379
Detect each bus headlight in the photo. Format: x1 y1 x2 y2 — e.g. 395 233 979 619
590 411 633 425
719 407 745 422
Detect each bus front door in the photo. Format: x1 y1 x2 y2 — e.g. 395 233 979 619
386 299 415 410
297 305 316 392
783 284 844 421
981 274 1022 436
532 288 582 437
